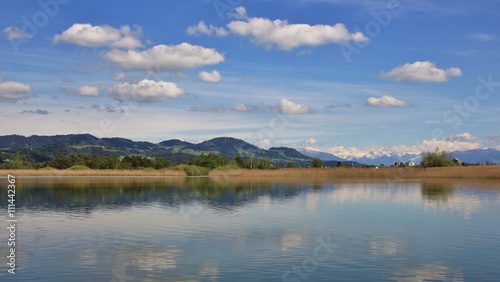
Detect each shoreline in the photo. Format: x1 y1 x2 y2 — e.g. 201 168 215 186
1 166 499 179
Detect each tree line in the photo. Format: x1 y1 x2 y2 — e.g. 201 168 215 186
0 152 292 170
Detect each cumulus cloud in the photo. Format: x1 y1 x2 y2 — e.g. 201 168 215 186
0 78 32 102
104 43 224 72
187 21 228 36
109 79 184 102
277 98 312 114
53 23 143 49
19 109 49 115
447 132 478 142
225 14 368 50
3 26 32 40
422 139 481 152
365 95 410 107
198 70 222 83
380 61 462 82
190 7 367 50
306 138 317 145
60 86 100 97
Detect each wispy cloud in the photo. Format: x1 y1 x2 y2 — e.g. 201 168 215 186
19 109 49 115
469 32 497 42
60 86 100 97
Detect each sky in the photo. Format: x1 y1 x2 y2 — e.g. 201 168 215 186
1 0 499 158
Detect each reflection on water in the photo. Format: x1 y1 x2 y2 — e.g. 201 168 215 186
392 262 464 282
0 177 499 281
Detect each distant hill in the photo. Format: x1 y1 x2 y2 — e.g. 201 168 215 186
451 148 500 164
0 134 315 166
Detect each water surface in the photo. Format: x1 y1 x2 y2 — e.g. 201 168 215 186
1 177 499 281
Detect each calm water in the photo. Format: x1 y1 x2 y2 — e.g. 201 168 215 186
1 176 499 281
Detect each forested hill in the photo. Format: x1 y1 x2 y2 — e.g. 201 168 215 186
0 134 320 166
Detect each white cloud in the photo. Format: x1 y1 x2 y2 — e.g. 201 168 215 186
277 98 313 114
53 23 143 49
112 71 127 81
422 139 481 152
2 26 32 40
306 138 317 145
198 70 222 83
187 21 228 36
231 103 275 113
0 78 32 102
234 6 248 19
227 17 368 50
324 132 483 159
104 43 224 72
447 132 478 142
380 61 462 82
232 103 247 112
109 79 184 102
365 95 410 107
61 86 100 97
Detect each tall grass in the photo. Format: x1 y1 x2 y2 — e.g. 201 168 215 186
0 169 186 177
209 166 500 179
1 166 499 179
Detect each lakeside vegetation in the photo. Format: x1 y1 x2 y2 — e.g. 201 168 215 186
2 165 499 179
1 147 498 179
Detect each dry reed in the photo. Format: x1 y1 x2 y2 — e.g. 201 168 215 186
1 166 499 179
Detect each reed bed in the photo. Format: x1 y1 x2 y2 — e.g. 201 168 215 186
0 169 186 177
1 166 499 179
209 166 500 179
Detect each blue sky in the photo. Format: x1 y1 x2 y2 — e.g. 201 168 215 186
1 0 499 157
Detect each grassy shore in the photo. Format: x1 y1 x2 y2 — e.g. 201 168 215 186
1 166 499 179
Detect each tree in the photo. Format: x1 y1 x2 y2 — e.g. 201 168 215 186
312 158 323 168
234 156 246 168
420 148 456 168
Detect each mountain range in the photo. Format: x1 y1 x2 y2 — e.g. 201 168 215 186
1 134 498 167
0 134 356 167
298 147 500 166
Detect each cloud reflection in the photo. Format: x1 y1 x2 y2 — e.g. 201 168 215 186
391 263 464 282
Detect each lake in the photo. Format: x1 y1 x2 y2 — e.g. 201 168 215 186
1 176 499 281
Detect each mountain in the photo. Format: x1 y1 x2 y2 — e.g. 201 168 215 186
297 148 345 161
451 148 500 164
298 147 500 166
0 134 314 166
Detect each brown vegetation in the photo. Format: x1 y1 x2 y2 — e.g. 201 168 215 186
1 166 499 179
0 169 186 177
209 166 500 179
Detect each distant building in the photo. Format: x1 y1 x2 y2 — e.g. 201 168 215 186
405 161 417 167
453 158 463 165
394 162 404 167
